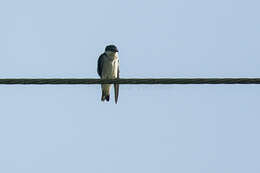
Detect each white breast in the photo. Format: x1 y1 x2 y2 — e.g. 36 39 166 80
101 54 119 79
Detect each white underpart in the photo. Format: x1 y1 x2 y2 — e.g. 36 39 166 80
101 51 119 96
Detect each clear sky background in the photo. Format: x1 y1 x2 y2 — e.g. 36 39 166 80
0 0 260 172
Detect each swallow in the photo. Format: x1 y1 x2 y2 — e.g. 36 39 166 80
97 45 120 103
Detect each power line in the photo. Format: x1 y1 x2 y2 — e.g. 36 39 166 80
0 78 259 85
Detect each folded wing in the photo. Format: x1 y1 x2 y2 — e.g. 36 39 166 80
114 60 119 104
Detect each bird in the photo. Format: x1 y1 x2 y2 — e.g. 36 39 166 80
97 45 120 104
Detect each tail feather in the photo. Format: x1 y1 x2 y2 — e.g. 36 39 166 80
101 85 110 102
114 84 119 104
101 93 110 102
105 95 110 101
101 90 106 101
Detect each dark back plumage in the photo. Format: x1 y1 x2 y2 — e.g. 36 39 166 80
97 53 106 77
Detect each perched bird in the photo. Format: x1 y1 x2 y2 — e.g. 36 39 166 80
97 45 120 104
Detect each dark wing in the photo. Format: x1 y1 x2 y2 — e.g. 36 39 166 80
114 59 120 104
97 53 105 77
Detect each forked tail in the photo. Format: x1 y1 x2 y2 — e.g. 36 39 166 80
101 90 110 102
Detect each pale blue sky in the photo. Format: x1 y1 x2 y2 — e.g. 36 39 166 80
0 0 260 172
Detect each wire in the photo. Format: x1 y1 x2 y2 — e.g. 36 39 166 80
0 78 259 84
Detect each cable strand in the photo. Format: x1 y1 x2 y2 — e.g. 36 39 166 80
0 78 259 84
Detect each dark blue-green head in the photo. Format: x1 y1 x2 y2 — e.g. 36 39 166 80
105 45 119 53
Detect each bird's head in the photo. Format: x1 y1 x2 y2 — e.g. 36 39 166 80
105 45 119 53
105 45 119 58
